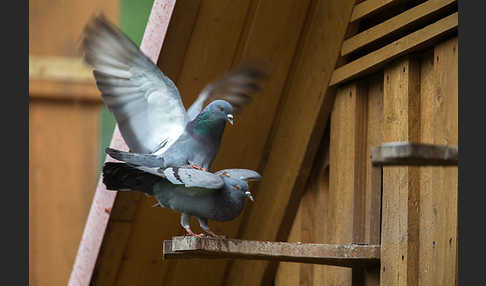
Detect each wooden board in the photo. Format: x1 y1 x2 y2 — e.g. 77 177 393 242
380 57 421 286
223 1 357 285
29 100 100 286
350 0 405 22
372 142 458 166
418 37 458 286
163 237 380 267
342 0 457 56
330 12 458 86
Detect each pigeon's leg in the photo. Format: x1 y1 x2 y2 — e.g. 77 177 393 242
181 213 203 237
196 217 221 238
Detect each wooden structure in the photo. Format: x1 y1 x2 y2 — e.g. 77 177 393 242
61 0 458 285
29 0 118 285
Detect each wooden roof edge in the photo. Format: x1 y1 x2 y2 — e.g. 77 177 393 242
67 1 177 285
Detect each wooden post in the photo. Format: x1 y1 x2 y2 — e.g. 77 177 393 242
67 1 176 285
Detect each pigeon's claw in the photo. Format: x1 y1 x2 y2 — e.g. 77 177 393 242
184 228 204 238
190 164 207 172
204 229 223 238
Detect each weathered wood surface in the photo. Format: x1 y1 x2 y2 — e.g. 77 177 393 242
342 0 457 56
68 1 176 286
330 12 458 86
372 142 458 166
163 236 380 267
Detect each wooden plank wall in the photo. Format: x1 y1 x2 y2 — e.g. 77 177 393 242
29 1 118 285
273 36 457 286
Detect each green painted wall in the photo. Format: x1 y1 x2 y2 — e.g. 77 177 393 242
98 0 155 170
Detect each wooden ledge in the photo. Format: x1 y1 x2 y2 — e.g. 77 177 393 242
163 236 380 267
371 142 458 166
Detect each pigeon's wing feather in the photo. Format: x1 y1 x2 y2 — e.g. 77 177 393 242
186 64 268 121
215 169 262 181
105 148 165 168
82 15 188 154
163 168 224 189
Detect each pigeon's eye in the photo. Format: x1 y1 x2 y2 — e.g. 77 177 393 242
235 185 241 190
219 106 225 112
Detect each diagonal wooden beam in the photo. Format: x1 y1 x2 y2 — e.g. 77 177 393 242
67 1 177 285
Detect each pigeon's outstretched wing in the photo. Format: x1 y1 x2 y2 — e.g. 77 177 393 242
186 64 268 121
215 169 262 181
82 15 188 154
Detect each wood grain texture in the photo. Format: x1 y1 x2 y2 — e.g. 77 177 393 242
380 57 421 286
29 100 100 286
418 37 457 286
224 1 356 285
342 0 457 56
330 12 458 86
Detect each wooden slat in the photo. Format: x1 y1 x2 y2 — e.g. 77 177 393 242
68 1 176 285
418 37 458 286
350 0 403 23
371 142 458 166
163 237 380 267
330 12 458 86
342 0 457 56
223 1 357 285
29 55 93 82
380 57 421 286
29 79 101 103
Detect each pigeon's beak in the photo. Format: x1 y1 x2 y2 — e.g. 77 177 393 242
245 191 254 202
226 114 234 125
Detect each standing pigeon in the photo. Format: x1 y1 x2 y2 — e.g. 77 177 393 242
81 15 267 170
103 162 261 237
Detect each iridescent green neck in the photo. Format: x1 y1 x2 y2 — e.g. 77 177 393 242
188 110 226 142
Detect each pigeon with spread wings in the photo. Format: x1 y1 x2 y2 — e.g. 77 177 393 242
81 15 267 171
103 162 261 237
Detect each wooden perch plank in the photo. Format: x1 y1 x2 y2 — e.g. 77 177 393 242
163 237 380 267
342 0 457 56
330 12 458 86
67 1 176 285
371 142 458 166
350 0 404 23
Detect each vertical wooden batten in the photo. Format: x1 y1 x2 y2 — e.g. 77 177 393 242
380 57 421 286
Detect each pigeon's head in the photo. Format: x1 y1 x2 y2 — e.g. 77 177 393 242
222 177 254 202
206 100 234 125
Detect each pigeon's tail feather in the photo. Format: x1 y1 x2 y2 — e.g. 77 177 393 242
102 162 160 195
105 148 166 168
